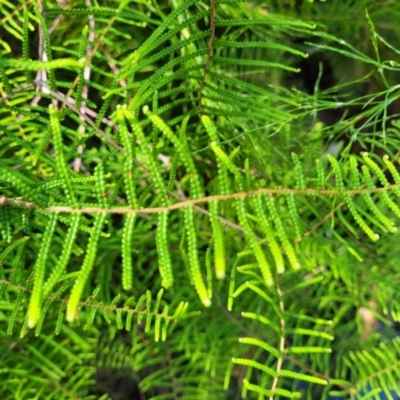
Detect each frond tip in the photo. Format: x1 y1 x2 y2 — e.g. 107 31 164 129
27 213 58 329
185 206 212 307
66 212 107 322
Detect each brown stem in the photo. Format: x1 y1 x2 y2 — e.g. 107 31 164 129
199 0 216 115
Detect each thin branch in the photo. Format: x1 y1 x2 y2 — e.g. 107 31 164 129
34 80 122 151
47 0 67 35
73 0 95 173
2 184 400 214
59 13 119 113
0 83 35 105
0 336 23 364
198 0 216 115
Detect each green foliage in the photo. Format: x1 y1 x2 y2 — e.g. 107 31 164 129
1 0 400 399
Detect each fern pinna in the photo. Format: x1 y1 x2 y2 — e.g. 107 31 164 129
1 0 400 399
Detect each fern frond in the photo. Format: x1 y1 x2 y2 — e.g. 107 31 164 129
27 213 58 328
67 212 107 322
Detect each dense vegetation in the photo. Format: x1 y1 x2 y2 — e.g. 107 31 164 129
1 0 400 399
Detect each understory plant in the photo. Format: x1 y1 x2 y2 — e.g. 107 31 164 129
1 0 400 399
